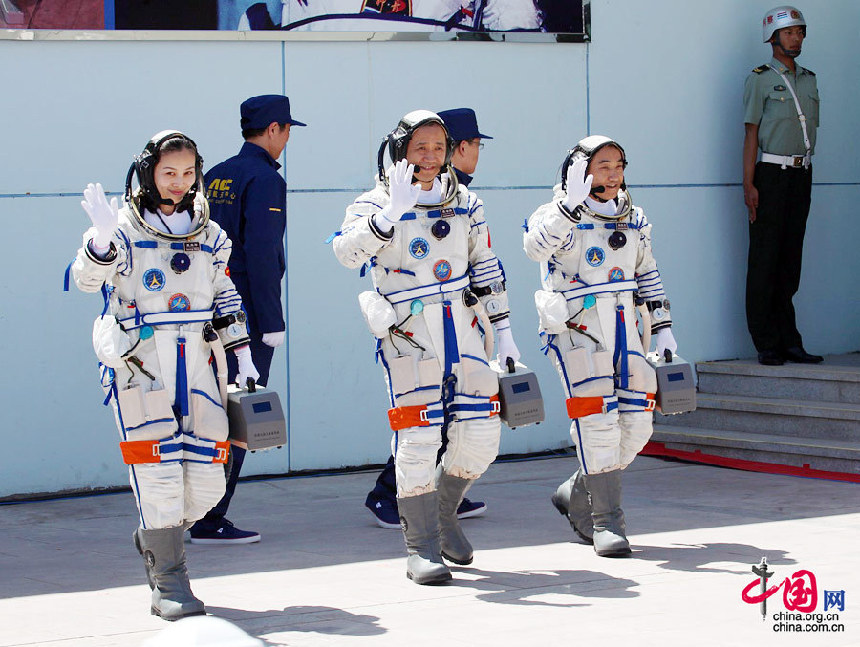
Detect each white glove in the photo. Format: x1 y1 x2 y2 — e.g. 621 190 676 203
654 328 678 359
374 158 421 232
234 345 260 387
262 331 285 348
495 323 521 367
81 182 119 250
563 158 594 211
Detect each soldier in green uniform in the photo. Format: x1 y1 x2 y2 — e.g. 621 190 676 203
742 5 822 366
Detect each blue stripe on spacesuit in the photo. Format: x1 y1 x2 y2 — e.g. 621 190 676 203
63 259 74 292
461 353 489 367
123 417 176 433
618 394 651 409
190 389 223 409
176 338 189 418
544 335 573 399
573 419 589 474
561 280 638 301
449 401 497 414
132 241 214 254
382 273 469 305
117 228 132 275
442 302 460 377
377 345 396 407
574 223 642 230
613 305 629 390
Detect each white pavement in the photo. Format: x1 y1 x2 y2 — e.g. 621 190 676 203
1 455 858 647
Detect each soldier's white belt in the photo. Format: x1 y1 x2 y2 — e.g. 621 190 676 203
761 153 811 169
561 279 638 301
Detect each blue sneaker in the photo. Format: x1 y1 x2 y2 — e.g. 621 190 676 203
189 519 260 545
456 497 486 520
365 495 401 529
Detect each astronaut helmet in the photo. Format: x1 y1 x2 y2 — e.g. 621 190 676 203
388 110 455 166
376 110 459 207
562 135 627 190
562 135 632 219
762 6 806 43
125 130 209 240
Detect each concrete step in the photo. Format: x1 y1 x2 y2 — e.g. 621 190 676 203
656 393 860 442
649 424 860 477
696 354 860 404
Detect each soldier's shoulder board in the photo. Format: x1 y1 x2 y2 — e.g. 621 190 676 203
803 67 816 76
752 65 769 74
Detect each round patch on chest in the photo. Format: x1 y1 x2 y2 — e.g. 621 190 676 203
142 268 166 292
409 237 430 259
608 267 625 282
585 247 605 267
433 259 453 282
168 293 191 312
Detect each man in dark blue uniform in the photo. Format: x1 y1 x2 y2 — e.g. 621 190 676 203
190 95 305 544
364 108 493 528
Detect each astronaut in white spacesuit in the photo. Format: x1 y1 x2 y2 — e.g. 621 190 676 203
71 131 258 619
280 0 540 31
333 110 521 584
523 136 678 557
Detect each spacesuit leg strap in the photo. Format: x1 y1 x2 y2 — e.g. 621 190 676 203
566 396 606 419
388 402 444 431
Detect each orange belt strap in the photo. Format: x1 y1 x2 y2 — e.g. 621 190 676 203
213 441 230 464
645 393 657 412
388 404 430 431
119 440 162 465
565 396 605 419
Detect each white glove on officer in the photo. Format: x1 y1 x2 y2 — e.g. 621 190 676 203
494 322 521 367
261 331 285 348
373 158 421 233
563 158 594 211
81 182 119 251
654 328 678 359
234 345 260 387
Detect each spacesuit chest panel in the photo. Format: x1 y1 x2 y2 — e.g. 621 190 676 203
375 208 470 292
557 217 639 289
120 228 217 317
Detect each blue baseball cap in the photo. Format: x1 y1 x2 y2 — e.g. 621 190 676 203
437 108 492 142
240 95 306 130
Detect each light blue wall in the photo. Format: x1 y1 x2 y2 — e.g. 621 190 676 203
1 0 857 497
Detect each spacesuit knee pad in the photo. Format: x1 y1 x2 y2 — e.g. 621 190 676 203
569 413 622 475
130 462 184 529
442 416 501 480
618 411 654 468
394 425 443 496
183 461 228 524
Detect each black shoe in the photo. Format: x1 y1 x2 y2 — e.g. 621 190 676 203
783 346 823 364
758 350 784 366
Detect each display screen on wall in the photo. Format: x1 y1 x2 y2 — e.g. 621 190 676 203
1 1 587 38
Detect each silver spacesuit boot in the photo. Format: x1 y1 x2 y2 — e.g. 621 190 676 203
397 492 452 585
551 469 594 544
136 527 206 620
583 470 631 557
436 466 474 565
133 528 155 590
